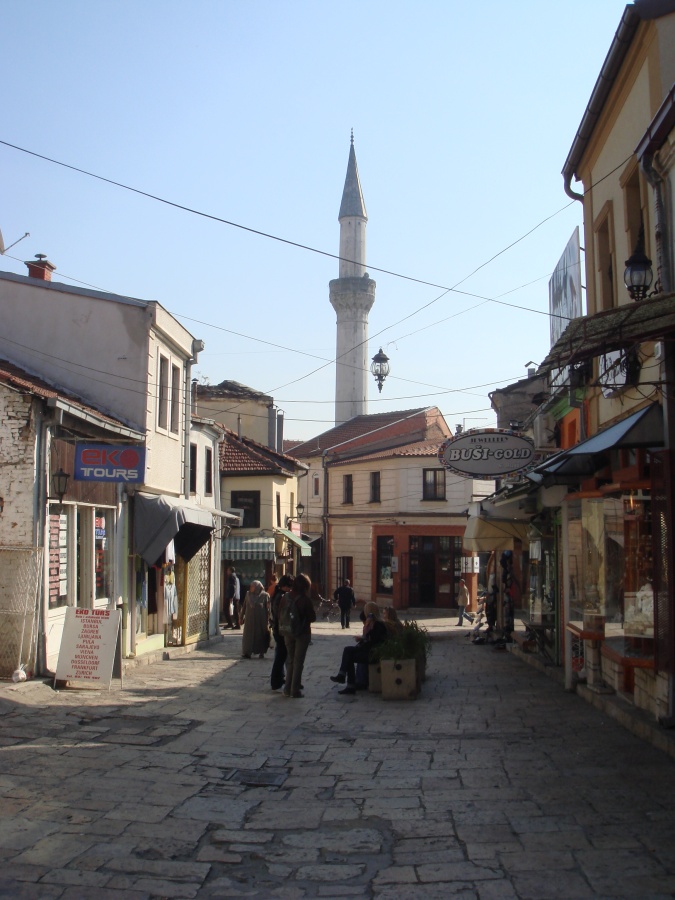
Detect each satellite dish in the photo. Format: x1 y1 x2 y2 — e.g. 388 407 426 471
0 228 5 255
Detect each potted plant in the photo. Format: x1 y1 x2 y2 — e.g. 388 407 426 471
371 621 430 700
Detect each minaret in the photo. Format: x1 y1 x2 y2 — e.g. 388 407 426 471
330 132 376 425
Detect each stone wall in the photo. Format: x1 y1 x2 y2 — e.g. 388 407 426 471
0 387 37 546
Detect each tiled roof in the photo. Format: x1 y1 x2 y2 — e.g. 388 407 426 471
288 408 438 458
219 428 305 476
0 358 140 434
328 439 444 467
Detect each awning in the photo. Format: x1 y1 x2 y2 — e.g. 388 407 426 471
533 403 663 483
462 516 528 553
134 493 218 566
274 528 312 557
222 535 275 561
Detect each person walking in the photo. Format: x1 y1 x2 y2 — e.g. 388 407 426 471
241 581 271 659
334 578 356 629
269 574 293 690
456 578 472 626
278 573 316 698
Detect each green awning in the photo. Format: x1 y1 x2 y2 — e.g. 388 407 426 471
222 535 275 561
275 528 312 557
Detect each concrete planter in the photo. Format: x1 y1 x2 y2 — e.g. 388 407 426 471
380 658 418 700
368 662 382 693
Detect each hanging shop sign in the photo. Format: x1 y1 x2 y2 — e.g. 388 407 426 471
438 429 537 479
75 443 145 483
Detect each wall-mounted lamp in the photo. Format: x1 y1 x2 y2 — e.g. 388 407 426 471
49 468 70 504
296 501 305 520
624 224 653 301
370 348 390 393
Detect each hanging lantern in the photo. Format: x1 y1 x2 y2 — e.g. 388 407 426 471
624 224 653 301
370 348 390 393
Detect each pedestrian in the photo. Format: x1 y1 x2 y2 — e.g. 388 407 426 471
270 574 294 690
224 566 241 629
383 606 404 636
334 578 356 628
330 601 388 695
267 573 279 596
278 573 316 698
241 581 271 659
457 578 471 626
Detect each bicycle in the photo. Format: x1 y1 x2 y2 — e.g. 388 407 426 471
315 596 340 622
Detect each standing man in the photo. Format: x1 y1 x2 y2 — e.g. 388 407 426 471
334 578 356 629
225 566 241 629
457 578 472 626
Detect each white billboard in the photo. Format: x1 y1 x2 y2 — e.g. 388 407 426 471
549 227 582 348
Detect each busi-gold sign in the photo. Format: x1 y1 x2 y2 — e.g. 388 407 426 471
438 429 536 479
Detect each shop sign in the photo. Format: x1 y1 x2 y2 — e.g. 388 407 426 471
75 443 145 483
55 607 121 687
438 429 536 478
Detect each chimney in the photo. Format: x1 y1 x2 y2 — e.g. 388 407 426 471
25 254 56 281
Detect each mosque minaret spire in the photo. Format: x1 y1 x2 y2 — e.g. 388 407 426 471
330 132 376 425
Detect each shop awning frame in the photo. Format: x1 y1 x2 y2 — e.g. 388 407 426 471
533 403 664 483
222 535 276 561
274 528 312 557
134 493 229 566
462 516 529 553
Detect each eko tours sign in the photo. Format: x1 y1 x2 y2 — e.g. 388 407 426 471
75 443 145 483
438 429 537 479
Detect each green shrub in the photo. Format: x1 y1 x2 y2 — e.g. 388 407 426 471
371 620 431 663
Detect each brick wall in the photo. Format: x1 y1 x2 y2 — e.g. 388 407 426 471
0 387 37 545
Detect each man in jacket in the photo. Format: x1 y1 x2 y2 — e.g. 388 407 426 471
225 566 241 629
334 579 356 629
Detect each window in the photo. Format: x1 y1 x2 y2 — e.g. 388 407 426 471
595 202 615 312
343 473 353 504
170 364 181 434
313 474 320 497
158 355 169 429
189 443 197 494
423 468 445 500
376 536 394 594
231 490 261 528
204 447 213 496
370 471 381 503
276 492 281 528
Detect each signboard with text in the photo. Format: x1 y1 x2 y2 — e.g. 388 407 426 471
55 608 121 687
438 429 537 479
74 443 145 483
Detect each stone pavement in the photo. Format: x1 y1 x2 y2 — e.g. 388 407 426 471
1 618 675 899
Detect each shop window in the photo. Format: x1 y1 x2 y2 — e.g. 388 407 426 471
170 364 181 434
376 535 394 594
232 490 260 528
567 496 653 650
158 355 169 429
622 164 646 266
423 468 445 500
189 443 197 494
370 471 381 503
95 508 114 602
204 447 213 496
343 473 353 504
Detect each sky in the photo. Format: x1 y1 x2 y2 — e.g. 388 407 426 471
1 0 630 440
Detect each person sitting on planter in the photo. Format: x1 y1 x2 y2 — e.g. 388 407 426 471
330 601 388 695
383 606 404 636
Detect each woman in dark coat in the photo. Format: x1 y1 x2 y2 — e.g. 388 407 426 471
269 574 294 690
279 573 316 698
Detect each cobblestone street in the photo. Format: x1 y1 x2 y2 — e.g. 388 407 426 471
1 620 675 898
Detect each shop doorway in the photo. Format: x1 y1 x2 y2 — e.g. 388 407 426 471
406 536 457 607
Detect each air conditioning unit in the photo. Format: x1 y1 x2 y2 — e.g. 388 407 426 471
225 508 245 527
533 414 557 451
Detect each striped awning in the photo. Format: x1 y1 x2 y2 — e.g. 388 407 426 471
221 535 275 561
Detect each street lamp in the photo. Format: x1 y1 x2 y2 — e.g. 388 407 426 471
50 468 70 504
624 224 653 301
370 348 390 393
